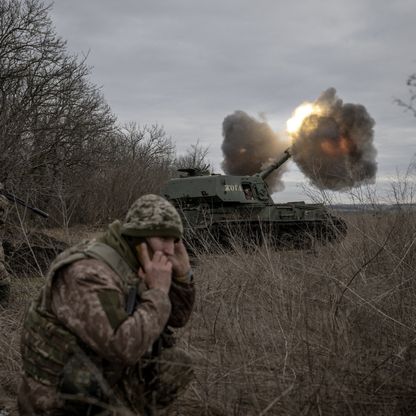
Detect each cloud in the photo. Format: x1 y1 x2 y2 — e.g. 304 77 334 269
50 0 416 199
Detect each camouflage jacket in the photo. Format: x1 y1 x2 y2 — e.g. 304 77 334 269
18 239 195 414
51 258 194 363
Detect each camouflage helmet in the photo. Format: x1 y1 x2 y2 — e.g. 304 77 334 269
121 194 183 239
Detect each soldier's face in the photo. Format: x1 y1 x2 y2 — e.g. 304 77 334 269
145 236 176 257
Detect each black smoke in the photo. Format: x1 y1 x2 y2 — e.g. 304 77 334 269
291 88 377 190
221 111 289 191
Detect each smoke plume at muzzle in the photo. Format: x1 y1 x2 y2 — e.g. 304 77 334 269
221 111 289 191
291 88 377 190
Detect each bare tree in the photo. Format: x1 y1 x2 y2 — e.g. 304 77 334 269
118 123 174 165
395 73 416 117
0 0 180 226
66 123 176 224
0 0 116 206
175 140 211 174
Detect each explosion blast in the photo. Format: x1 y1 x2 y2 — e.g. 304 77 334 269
290 88 377 190
221 111 288 191
221 88 377 194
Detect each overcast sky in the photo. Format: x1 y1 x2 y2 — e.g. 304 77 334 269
50 0 416 202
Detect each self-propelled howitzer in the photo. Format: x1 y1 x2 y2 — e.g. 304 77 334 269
161 149 346 250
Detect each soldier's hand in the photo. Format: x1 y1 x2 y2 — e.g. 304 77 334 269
170 239 191 279
138 243 172 294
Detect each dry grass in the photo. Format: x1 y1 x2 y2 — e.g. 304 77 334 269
0 278 43 414
1 210 416 415
171 209 416 415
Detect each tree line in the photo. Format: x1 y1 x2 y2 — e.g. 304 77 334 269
0 0 209 226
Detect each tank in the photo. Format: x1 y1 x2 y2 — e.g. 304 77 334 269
161 149 347 250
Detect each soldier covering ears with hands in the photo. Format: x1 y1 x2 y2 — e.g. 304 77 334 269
18 194 195 416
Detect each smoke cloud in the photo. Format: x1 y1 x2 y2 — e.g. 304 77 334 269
291 88 377 190
221 111 289 191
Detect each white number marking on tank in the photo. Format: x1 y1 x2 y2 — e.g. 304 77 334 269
224 184 243 192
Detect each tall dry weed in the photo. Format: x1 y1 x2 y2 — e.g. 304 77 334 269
1 205 416 415
171 208 416 415
0 278 43 414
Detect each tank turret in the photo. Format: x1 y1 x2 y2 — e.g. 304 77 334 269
162 149 346 250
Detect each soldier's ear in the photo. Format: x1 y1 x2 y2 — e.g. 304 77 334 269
135 242 145 265
123 236 146 257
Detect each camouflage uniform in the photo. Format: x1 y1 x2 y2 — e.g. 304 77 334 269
0 182 10 306
18 195 195 415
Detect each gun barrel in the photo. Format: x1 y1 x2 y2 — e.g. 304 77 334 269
1 191 49 218
259 148 292 180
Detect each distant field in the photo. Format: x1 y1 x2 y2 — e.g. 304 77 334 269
1 210 416 415
333 203 416 213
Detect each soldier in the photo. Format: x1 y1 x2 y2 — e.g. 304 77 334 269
0 182 10 306
18 194 195 415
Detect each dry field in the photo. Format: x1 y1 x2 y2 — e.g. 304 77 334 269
1 209 416 415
